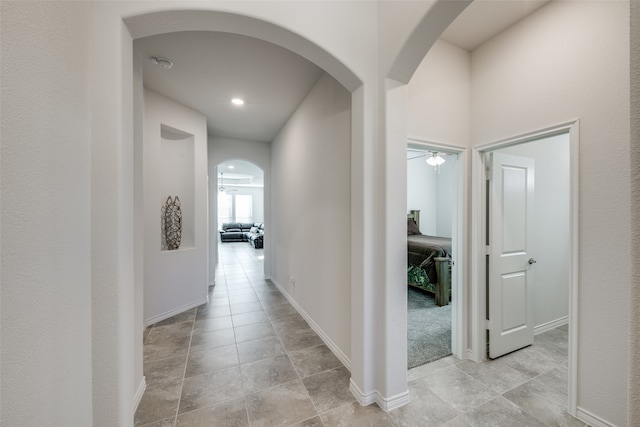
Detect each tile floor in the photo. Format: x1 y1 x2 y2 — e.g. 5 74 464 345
135 242 586 427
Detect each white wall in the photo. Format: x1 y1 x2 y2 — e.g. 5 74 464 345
406 151 437 235
435 158 455 238
407 39 470 146
470 2 630 425
0 3 94 425
407 2 632 423
406 151 456 238
143 89 209 325
501 133 570 330
3 1 636 423
406 38 468 241
630 2 640 425
271 72 352 362
405 38 467 242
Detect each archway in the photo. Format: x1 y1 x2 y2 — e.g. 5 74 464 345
124 7 368 418
213 159 266 276
89 3 473 421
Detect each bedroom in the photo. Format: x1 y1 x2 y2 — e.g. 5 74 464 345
405 133 571 370
406 145 457 369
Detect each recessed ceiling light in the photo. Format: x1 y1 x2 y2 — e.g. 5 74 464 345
231 98 245 106
151 56 173 69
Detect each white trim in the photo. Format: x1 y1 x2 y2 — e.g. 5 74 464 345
350 379 376 406
576 406 619 427
407 137 467 154
271 279 352 371
534 316 568 335
472 120 580 409
406 138 468 360
144 296 209 327
453 148 469 358
376 389 410 411
348 380 410 411
568 121 580 417
470 148 488 362
473 121 578 152
133 377 147 415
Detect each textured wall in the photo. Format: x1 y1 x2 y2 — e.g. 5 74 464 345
471 2 630 424
143 89 209 324
0 2 93 425
271 73 352 362
407 39 470 146
629 0 640 424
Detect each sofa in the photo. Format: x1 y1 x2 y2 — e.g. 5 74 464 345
219 222 264 248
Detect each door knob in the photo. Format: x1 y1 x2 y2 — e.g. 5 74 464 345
528 258 537 265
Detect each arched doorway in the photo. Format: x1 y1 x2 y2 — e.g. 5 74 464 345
214 159 265 270
124 7 368 419
93 2 469 421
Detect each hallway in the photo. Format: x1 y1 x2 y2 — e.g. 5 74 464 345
135 242 584 426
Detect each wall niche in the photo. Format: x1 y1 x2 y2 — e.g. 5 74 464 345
160 124 194 250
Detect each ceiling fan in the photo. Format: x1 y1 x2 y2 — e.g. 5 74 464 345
218 172 237 193
407 150 452 172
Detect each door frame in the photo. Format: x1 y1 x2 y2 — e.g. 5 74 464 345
407 138 468 359
470 120 580 416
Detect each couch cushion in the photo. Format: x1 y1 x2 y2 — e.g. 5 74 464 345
222 222 242 230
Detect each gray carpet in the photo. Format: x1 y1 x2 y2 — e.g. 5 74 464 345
407 286 451 369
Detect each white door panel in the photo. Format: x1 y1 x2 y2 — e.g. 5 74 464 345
489 152 535 359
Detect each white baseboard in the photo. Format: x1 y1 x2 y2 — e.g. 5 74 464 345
534 316 568 335
377 389 410 411
349 379 409 411
350 379 376 406
271 279 411 412
576 406 619 427
144 296 209 327
467 348 485 363
133 377 146 415
271 279 351 371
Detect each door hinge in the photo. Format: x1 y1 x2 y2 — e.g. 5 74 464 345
486 319 491 330
485 245 492 255
485 153 493 179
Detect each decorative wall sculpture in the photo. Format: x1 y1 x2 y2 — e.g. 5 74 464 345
162 196 182 250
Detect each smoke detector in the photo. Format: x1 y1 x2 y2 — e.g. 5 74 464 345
151 57 173 70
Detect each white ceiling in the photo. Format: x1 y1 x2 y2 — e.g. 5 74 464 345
138 1 551 165
217 160 264 187
440 0 550 51
138 31 324 143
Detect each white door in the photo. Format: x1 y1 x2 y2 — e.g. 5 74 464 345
488 152 535 359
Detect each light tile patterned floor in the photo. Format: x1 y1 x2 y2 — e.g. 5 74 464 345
135 242 586 427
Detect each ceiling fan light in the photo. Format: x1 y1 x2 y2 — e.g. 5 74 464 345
219 172 226 193
426 152 446 167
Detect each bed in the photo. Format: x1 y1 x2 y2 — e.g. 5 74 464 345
407 217 452 306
